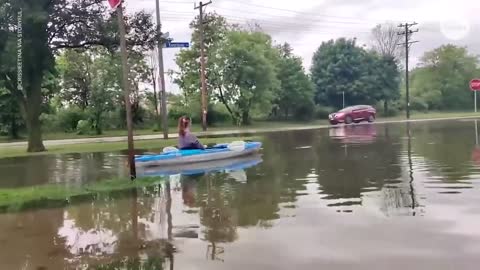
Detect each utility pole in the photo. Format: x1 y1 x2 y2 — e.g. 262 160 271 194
398 22 419 120
195 1 212 131
156 0 169 139
116 2 136 179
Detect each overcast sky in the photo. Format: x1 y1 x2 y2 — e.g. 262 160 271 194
127 0 480 93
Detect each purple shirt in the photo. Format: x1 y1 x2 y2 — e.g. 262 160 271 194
178 131 204 150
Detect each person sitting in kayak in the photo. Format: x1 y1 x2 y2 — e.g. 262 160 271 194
178 116 205 150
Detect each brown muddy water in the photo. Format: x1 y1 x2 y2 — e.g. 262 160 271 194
1 119 480 269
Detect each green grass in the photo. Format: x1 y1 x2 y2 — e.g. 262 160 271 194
0 176 165 213
0 136 259 158
374 111 479 121
1 111 478 147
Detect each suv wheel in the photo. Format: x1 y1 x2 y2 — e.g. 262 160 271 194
368 114 375 123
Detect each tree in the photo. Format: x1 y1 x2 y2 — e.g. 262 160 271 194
311 38 378 108
58 48 118 134
378 55 401 114
272 43 315 120
411 45 479 110
311 38 401 111
371 23 404 61
58 47 152 134
175 13 282 125
214 31 280 125
0 86 22 138
0 0 156 152
57 49 94 110
173 12 232 104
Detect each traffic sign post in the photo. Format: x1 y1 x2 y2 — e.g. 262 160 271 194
470 79 480 113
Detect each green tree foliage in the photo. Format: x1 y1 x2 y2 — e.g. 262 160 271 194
0 86 22 138
272 43 315 121
410 45 479 110
175 14 319 125
311 38 401 111
0 0 156 152
372 55 401 115
57 48 151 134
173 12 232 107
215 31 280 125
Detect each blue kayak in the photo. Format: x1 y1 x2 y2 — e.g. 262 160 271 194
135 141 262 167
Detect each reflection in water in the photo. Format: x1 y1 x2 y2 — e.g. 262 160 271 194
3 120 480 268
407 123 418 216
0 153 128 188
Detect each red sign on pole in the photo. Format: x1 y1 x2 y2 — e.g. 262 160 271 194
108 0 122 9
470 79 480 91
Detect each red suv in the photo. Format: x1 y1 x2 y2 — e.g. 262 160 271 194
328 105 376 125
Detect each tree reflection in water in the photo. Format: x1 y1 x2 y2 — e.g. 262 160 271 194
55 183 176 269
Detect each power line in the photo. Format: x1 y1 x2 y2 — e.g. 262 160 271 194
218 0 397 23
160 11 375 31
210 6 377 25
398 22 419 120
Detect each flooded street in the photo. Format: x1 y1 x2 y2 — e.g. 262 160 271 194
2 119 480 269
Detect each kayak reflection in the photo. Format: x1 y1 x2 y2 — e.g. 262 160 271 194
137 154 263 177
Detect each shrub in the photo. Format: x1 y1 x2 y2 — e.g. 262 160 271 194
293 100 316 121
315 105 335 119
76 120 92 135
410 96 429 112
56 107 88 132
207 104 232 126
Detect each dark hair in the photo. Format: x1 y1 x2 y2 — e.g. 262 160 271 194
178 116 191 137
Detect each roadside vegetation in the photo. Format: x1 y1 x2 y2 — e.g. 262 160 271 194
0 176 165 213
0 136 258 158
1 5 479 153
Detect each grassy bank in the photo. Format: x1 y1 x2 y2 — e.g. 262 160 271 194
0 136 258 159
0 176 165 213
1 111 479 144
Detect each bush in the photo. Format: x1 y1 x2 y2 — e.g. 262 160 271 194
315 105 335 119
56 107 88 132
410 96 429 112
207 104 232 126
293 100 316 121
76 120 92 135
168 102 231 126
376 100 401 117
40 113 59 132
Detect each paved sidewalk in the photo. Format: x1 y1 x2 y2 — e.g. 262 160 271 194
1 115 479 149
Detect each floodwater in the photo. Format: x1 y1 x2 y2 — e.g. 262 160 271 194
2 120 480 269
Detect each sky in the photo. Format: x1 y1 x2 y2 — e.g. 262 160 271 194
127 0 480 93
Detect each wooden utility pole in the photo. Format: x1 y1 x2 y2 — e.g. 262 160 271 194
155 0 169 139
398 22 419 120
116 3 136 179
149 52 159 119
195 1 212 131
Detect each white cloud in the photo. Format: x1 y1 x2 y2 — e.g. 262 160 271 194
127 0 480 93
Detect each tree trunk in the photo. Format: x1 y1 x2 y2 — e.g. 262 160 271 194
242 111 250 125
9 117 19 139
22 79 46 152
95 113 102 135
217 86 238 124
384 100 389 115
26 111 45 152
